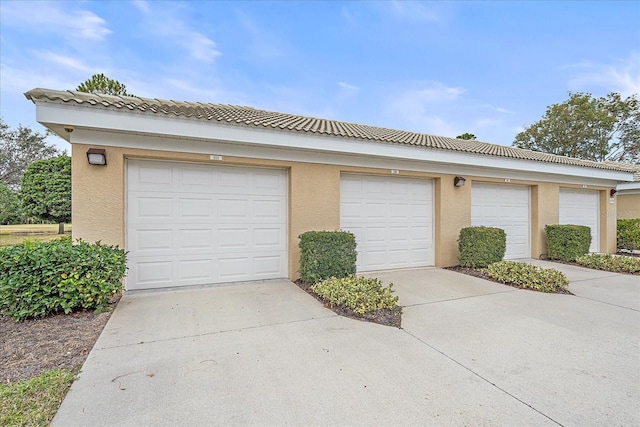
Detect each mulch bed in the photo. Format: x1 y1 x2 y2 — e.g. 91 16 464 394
294 280 402 329
0 304 117 384
444 265 574 295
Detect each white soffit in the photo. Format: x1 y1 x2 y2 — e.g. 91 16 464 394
34 102 633 184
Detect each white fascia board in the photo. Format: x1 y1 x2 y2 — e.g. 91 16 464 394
68 128 623 188
617 182 640 193
35 101 633 184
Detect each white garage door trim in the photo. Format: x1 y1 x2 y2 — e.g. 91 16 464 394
126 159 288 290
559 188 600 253
471 182 531 259
340 174 434 272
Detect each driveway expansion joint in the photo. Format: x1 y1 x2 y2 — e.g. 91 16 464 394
402 328 565 427
572 295 640 312
402 289 517 308
95 314 337 351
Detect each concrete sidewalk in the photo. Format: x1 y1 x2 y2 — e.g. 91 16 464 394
53 267 639 426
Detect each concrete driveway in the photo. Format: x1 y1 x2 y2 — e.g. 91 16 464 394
53 263 639 426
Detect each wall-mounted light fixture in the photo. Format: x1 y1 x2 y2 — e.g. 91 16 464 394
610 188 617 197
86 148 107 166
454 176 466 187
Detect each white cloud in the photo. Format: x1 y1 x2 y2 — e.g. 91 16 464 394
235 11 286 61
138 2 221 63
0 1 111 42
386 81 466 136
567 52 640 97
36 51 96 74
475 118 502 128
337 82 359 91
388 1 442 23
187 34 222 63
132 0 150 13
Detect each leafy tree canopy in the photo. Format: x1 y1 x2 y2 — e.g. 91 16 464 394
1 118 59 191
19 155 71 224
456 133 477 140
76 73 133 96
513 92 639 162
0 182 22 225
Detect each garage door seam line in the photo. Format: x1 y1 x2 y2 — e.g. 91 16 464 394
402 289 517 308
92 314 338 351
402 328 565 427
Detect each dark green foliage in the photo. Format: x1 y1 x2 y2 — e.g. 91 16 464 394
0 183 22 225
19 156 71 224
299 231 357 283
0 237 127 321
456 132 477 140
545 224 591 261
458 226 506 268
1 118 59 191
617 219 640 251
76 73 133 96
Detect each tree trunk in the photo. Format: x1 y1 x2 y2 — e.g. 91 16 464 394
58 222 65 235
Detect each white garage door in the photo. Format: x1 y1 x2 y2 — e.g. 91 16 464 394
340 174 434 272
471 183 530 259
559 188 599 253
126 160 288 290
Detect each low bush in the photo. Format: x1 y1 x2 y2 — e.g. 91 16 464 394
310 276 400 315
458 226 506 268
299 231 356 283
486 261 569 293
576 253 640 274
617 219 640 251
0 237 127 321
545 224 591 261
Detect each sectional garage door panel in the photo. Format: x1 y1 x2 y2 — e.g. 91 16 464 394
471 183 530 259
559 189 599 253
127 160 287 290
341 174 434 272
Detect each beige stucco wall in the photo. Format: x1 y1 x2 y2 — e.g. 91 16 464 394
617 194 640 219
71 143 617 282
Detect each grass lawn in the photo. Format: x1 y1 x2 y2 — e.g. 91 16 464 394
0 224 72 247
0 369 75 427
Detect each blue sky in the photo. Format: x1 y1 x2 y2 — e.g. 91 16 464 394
1 1 639 151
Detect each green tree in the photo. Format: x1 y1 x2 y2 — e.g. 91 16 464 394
456 133 477 140
513 92 639 162
76 73 133 96
0 182 22 225
19 156 71 229
1 118 59 191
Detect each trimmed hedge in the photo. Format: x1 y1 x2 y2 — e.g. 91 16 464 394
458 226 506 268
0 237 127 321
310 276 400 314
299 231 357 284
486 261 569 293
617 219 640 251
545 224 591 261
576 253 640 274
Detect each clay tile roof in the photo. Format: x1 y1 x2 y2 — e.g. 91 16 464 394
24 88 634 173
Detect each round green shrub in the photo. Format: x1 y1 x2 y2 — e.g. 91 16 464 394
458 226 506 268
299 231 357 283
0 237 127 321
545 224 591 261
